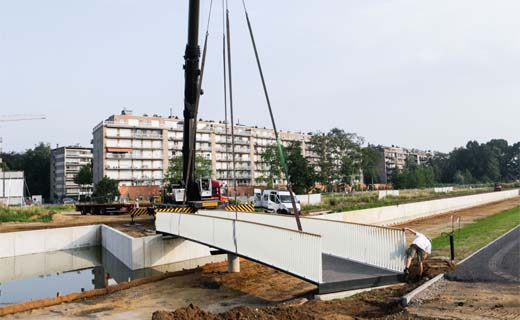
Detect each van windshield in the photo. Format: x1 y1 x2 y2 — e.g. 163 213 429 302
279 195 292 203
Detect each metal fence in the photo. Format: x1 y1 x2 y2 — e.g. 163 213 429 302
156 212 323 283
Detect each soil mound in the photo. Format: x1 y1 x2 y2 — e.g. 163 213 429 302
152 304 218 320
153 285 411 320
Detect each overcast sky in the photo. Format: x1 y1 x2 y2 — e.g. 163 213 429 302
1 0 518 153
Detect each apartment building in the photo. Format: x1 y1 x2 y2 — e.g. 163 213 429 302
92 110 312 187
50 146 93 201
376 145 433 183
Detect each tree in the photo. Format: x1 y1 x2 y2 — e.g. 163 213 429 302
505 142 520 181
391 158 435 189
92 177 120 203
309 128 364 190
257 144 282 188
74 164 93 185
74 164 93 201
427 139 519 184
308 133 331 187
361 146 383 184
285 141 315 194
1 143 51 200
164 154 212 186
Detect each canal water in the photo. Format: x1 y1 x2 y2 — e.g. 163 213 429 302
0 246 168 307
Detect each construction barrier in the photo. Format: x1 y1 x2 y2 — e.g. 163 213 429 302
224 204 255 212
155 207 196 213
129 208 152 217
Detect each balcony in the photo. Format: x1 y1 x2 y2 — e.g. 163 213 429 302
133 133 163 140
97 120 162 130
106 153 162 160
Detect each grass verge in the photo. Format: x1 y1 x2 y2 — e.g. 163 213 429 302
0 205 74 223
431 206 520 259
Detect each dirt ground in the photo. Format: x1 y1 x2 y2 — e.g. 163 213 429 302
2 197 519 319
408 279 520 320
5 258 437 320
0 211 156 237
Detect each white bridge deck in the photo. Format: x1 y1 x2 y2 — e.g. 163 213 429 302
156 211 406 293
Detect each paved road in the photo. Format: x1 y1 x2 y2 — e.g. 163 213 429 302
446 226 520 283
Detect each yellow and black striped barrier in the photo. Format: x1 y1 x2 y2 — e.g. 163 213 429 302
224 203 255 212
129 208 152 217
155 207 196 214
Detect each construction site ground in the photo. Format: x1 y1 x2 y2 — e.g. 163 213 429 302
408 226 520 320
2 197 519 319
0 211 156 237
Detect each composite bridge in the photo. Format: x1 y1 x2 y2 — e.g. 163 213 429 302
156 210 406 294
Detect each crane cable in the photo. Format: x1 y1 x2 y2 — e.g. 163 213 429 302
241 0 303 231
225 0 239 216
183 0 213 204
222 0 230 188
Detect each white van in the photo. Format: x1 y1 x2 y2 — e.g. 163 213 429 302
253 189 301 214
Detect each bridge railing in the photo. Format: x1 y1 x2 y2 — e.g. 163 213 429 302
198 211 406 273
156 212 323 284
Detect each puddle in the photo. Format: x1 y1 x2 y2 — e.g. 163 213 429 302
0 246 166 307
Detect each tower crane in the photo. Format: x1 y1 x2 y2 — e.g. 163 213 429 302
0 114 46 157
0 114 46 122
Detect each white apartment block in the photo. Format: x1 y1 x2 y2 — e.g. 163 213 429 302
92 110 313 187
50 146 93 200
377 145 433 182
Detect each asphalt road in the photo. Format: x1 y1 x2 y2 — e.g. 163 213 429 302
446 226 520 283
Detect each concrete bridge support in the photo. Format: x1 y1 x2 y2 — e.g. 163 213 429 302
227 254 240 273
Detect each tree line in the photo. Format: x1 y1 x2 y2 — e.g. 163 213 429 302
429 139 519 185
1 137 517 202
1 142 51 200
260 133 519 192
259 128 366 193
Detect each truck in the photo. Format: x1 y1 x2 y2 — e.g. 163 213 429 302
165 178 228 207
253 189 301 215
75 202 140 215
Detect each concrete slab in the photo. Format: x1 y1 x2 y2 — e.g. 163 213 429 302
315 283 404 301
319 254 403 294
401 273 444 306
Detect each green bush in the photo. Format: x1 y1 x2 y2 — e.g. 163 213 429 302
0 204 73 223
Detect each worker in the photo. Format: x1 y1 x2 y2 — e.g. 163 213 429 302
403 228 431 278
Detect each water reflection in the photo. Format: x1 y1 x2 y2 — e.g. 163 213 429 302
0 246 163 306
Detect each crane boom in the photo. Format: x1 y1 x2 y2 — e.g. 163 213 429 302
182 0 202 201
0 114 46 122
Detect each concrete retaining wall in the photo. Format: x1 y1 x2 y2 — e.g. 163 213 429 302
296 194 322 205
0 224 224 271
378 190 399 200
434 187 454 193
101 225 225 270
0 225 101 258
315 189 520 226
0 247 100 283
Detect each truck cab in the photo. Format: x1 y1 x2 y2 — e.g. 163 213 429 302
254 189 300 214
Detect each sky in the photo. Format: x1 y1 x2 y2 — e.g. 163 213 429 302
1 0 519 153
